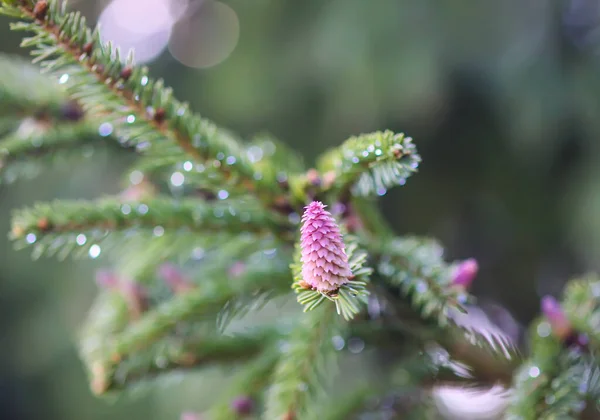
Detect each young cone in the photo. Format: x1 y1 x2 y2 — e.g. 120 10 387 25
300 201 352 292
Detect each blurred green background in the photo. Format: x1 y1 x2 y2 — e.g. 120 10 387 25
2 0 600 418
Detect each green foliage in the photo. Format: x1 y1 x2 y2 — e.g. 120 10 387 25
4 1 600 419
317 130 420 197
207 351 280 420
264 306 343 419
562 275 600 351
0 53 66 117
10 196 290 260
0 118 117 183
0 0 289 204
377 236 470 326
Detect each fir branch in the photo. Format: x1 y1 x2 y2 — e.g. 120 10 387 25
207 351 280 420
0 52 67 118
264 306 343 420
80 291 132 395
377 236 470 326
316 130 420 197
94 255 291 373
0 118 118 183
562 274 600 351
97 329 279 394
10 196 291 252
506 321 564 419
0 0 290 207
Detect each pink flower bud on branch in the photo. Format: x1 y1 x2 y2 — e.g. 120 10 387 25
300 201 352 293
158 263 195 294
541 295 572 340
452 258 478 289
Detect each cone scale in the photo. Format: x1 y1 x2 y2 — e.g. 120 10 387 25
300 201 352 293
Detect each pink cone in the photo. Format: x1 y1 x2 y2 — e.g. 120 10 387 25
158 263 195 293
452 258 478 288
300 201 352 292
541 295 572 340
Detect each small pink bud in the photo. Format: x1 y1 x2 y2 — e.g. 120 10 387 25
96 269 148 319
228 261 246 278
300 201 352 293
452 258 478 288
230 396 253 416
541 296 572 340
158 263 194 293
95 269 119 289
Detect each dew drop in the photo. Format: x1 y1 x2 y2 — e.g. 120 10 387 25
141 76 149 86
415 280 428 293
76 234 87 246
217 190 229 200
58 74 69 84
183 161 193 172
247 146 263 163
226 156 236 165
153 226 165 237
170 172 185 187
126 115 136 124
98 122 113 137
362 150 369 157
191 247 205 260
196 163 206 173
121 204 132 215
89 244 101 259
351 156 360 164
137 204 149 215
25 233 37 244
398 178 406 186
216 152 225 161
348 337 365 354
129 170 144 185
331 335 345 350
376 187 387 196
537 321 551 338
253 172 263 181
375 149 383 156
529 366 540 378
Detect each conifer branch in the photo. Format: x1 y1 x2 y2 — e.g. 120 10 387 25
376 236 470 326
264 306 343 420
94 259 291 374
0 0 291 208
208 351 280 420
0 53 67 118
0 119 118 183
95 329 279 394
316 130 420 197
10 196 291 252
562 275 600 351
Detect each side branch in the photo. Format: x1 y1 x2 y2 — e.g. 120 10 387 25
1 0 291 207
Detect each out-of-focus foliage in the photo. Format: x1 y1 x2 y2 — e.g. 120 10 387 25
2 0 600 419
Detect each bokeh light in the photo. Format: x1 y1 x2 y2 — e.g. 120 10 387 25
98 0 189 63
169 1 240 69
